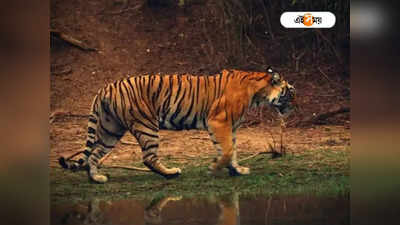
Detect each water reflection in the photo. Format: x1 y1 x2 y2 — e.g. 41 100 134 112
51 192 349 225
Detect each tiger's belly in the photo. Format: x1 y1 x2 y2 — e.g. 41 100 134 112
159 114 207 130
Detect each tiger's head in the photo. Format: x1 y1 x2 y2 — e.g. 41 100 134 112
251 67 296 116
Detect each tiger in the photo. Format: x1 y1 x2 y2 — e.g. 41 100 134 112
59 67 296 183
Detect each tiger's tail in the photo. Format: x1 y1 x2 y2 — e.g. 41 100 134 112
58 95 100 171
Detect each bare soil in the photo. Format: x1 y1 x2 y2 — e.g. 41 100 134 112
50 0 350 168
50 116 349 167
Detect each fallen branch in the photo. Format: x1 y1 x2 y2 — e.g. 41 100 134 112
105 3 143 15
296 107 350 126
120 141 139 146
51 65 72 75
50 29 97 51
59 149 151 172
101 165 151 172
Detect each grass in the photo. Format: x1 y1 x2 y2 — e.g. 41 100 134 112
50 148 349 204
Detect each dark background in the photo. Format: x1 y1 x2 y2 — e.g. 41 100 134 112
50 0 350 127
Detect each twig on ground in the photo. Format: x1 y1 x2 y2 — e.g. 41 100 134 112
98 151 113 166
105 3 143 15
51 65 72 76
120 141 139 146
50 29 97 51
101 165 151 172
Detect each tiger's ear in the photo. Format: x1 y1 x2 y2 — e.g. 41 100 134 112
271 72 281 85
266 66 273 73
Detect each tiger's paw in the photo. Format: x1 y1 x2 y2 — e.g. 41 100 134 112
228 165 250 176
90 174 109 184
59 157 87 172
162 167 182 179
145 162 182 179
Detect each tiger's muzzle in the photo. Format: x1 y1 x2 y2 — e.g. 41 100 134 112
271 87 296 116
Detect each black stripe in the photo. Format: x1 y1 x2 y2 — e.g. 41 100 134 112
255 74 269 81
131 78 156 119
224 108 229 121
129 109 159 132
92 95 100 116
177 91 195 128
223 73 229 93
86 140 95 148
93 152 101 159
91 157 99 163
88 127 96 134
143 143 159 151
248 74 268 81
119 81 129 127
174 75 182 104
196 76 200 104
170 88 186 125
188 75 192 100
217 74 222 97
146 76 151 102
213 75 217 99
156 75 163 100
83 150 91 156
189 114 198 129
202 115 207 128
231 109 235 127
111 82 125 127
143 152 157 161
135 129 159 139
89 117 97 123
240 74 249 84
126 79 158 129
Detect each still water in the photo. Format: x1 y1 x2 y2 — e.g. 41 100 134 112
51 193 349 225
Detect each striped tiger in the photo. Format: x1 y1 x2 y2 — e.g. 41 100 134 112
59 67 296 183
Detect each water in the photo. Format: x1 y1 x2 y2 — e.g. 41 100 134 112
51 193 349 225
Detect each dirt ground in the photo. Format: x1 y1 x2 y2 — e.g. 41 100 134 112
50 0 350 168
49 116 349 167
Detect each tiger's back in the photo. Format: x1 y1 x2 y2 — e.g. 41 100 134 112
101 70 250 131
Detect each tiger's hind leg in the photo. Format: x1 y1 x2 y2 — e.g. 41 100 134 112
86 109 126 183
131 123 181 179
227 132 250 176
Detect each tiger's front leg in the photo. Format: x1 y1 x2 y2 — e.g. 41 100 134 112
208 118 245 176
208 110 250 176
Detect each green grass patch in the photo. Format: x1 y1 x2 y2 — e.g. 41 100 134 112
50 148 349 204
